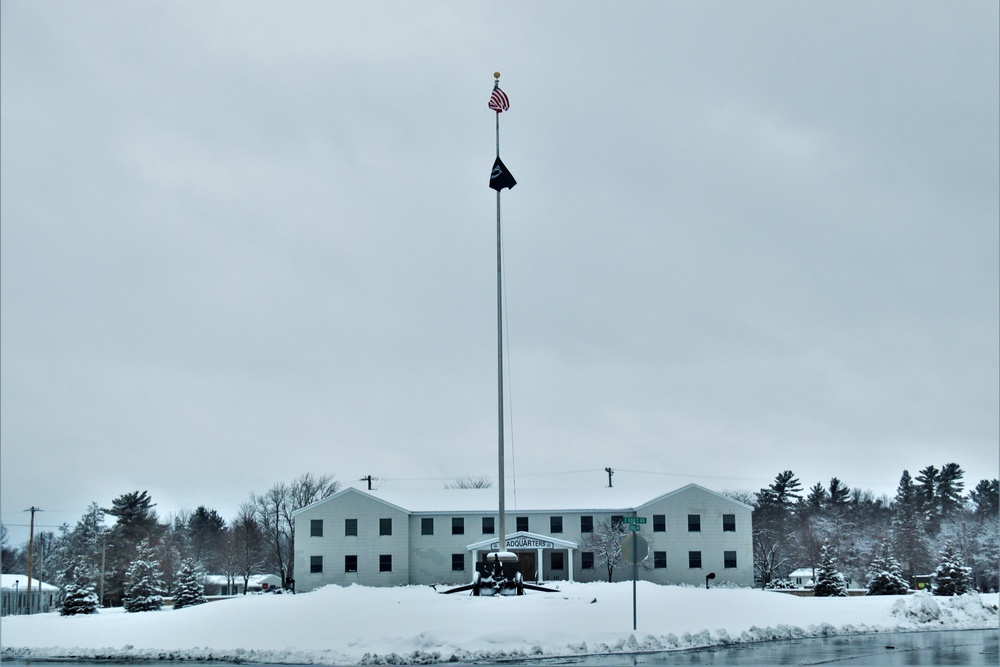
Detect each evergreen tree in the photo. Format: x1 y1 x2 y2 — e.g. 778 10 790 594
916 466 940 530
932 542 973 596
172 558 207 609
892 469 932 580
813 543 848 597
969 479 999 518
828 478 851 508
123 539 164 612
936 463 966 520
60 558 100 615
803 483 827 512
865 540 909 595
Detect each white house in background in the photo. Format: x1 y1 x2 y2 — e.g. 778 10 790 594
292 482 753 591
1 574 59 616
789 567 816 588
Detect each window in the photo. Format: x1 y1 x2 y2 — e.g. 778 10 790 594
452 554 465 571
611 515 624 529
654 551 667 569
581 516 594 533
345 519 358 537
421 518 434 536
452 517 465 535
482 517 495 534
379 554 392 572
725 551 738 568
516 516 528 532
344 555 357 573
688 514 701 532
550 516 563 534
582 552 594 570
689 551 702 568
653 514 666 532
723 514 736 532
310 519 323 537
551 552 564 570
380 518 392 536
310 555 323 573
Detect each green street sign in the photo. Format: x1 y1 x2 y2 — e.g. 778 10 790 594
622 516 646 525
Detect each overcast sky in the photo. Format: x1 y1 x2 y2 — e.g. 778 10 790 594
2 1 998 545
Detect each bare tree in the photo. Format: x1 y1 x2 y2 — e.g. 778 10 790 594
232 503 264 594
580 519 629 582
252 474 339 581
444 475 493 489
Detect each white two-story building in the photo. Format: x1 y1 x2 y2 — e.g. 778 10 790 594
292 482 753 591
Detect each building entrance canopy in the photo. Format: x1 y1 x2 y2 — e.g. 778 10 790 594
466 531 579 582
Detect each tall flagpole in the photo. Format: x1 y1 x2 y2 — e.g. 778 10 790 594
494 72 506 556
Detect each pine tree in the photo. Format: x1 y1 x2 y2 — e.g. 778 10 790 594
123 539 164 612
932 542 973 596
60 558 100 615
813 543 848 597
865 540 910 595
172 558 207 609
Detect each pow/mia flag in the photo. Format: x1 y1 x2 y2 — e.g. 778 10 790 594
489 156 517 191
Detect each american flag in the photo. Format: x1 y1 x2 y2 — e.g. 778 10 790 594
488 87 510 113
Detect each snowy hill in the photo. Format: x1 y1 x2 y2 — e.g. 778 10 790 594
2 582 997 664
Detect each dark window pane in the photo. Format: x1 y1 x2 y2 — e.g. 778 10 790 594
421 518 434 535
654 551 667 568
689 551 702 568
582 552 594 569
550 516 563 533
551 552 564 570
723 514 736 532
310 519 323 537
452 517 465 535
482 517 495 534
310 555 323 573
653 514 665 532
516 516 528 532
452 553 465 571
581 516 593 533
380 518 392 536
688 514 701 532
345 519 358 536
344 555 357 572
725 551 737 568
379 554 392 572
611 515 624 529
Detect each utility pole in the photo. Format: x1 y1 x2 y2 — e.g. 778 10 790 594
24 507 41 614
605 468 614 488
359 475 376 491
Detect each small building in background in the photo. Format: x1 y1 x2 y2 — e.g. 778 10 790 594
200 573 283 596
1 574 59 616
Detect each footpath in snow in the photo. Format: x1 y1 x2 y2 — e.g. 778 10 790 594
2 582 997 664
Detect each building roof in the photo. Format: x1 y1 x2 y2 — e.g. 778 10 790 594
1 574 59 592
295 480 752 516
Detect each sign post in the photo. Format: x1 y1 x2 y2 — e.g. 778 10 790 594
620 518 649 631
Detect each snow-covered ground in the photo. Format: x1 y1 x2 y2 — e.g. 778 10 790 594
2 583 997 664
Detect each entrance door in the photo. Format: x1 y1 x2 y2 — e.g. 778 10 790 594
516 550 537 582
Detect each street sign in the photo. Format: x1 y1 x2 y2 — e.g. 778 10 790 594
622 516 646 531
620 532 649 564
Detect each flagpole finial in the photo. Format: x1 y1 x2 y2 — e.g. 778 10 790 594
494 71 500 80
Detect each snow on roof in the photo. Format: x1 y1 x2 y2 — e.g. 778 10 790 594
1 574 59 592
299 479 745 515
201 574 281 586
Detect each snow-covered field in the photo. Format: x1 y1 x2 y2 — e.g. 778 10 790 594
2 583 997 664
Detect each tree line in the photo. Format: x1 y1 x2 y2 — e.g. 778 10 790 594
739 464 998 592
0 473 339 607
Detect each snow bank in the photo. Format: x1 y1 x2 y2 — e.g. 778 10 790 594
2 582 996 664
